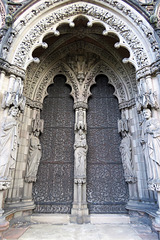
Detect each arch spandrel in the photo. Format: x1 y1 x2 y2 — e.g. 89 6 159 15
2 0 159 72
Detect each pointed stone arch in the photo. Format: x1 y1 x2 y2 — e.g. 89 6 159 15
1 0 159 72
0 0 160 232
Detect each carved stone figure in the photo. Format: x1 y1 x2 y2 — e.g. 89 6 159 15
74 129 88 180
136 79 159 112
25 131 42 183
25 113 43 183
141 108 160 188
0 107 19 180
120 132 135 183
75 108 86 130
2 76 26 111
118 117 136 183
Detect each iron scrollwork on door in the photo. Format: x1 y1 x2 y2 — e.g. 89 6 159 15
33 76 74 213
86 75 129 214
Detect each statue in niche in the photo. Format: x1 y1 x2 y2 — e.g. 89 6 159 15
136 83 159 112
75 108 86 131
25 113 44 183
0 106 20 180
118 118 136 183
141 108 160 187
74 129 88 180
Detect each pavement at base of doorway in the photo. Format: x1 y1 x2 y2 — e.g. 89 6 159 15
3 223 159 240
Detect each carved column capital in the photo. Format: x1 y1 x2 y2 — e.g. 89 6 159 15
25 97 43 110
2 74 26 112
136 75 159 112
0 179 11 191
148 180 160 191
0 58 25 79
136 59 160 81
74 179 86 184
74 102 88 110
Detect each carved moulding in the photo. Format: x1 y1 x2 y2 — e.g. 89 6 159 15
30 60 126 105
0 0 6 28
4 0 158 68
136 58 160 81
24 40 136 102
25 97 43 110
32 61 79 104
0 58 25 79
119 98 136 110
0 178 10 191
11 0 156 50
83 61 128 104
26 57 135 107
10 2 154 70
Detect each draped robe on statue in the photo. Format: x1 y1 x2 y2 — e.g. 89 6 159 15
0 115 18 179
142 117 160 183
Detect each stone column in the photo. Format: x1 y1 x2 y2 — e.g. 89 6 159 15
0 180 10 239
152 183 160 238
71 102 90 224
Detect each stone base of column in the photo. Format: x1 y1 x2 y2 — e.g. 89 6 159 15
5 199 35 210
152 216 160 239
70 204 90 224
0 218 9 240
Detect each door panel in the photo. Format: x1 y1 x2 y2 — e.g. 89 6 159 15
33 75 74 213
87 75 129 213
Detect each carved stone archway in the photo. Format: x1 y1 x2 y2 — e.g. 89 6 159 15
0 0 160 233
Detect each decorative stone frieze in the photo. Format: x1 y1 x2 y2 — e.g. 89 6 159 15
0 0 6 28
24 40 137 104
25 97 43 110
74 102 88 110
0 178 10 191
136 59 160 80
8 0 158 62
0 59 25 79
66 53 100 86
11 2 154 69
119 99 136 110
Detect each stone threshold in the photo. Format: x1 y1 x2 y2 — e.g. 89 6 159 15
28 214 130 225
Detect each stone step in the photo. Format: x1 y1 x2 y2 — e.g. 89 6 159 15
90 214 130 224
28 214 130 225
30 214 70 224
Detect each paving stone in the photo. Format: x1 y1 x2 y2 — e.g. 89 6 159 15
18 224 142 240
3 227 28 240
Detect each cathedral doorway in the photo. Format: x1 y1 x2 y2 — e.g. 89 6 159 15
32 74 128 214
